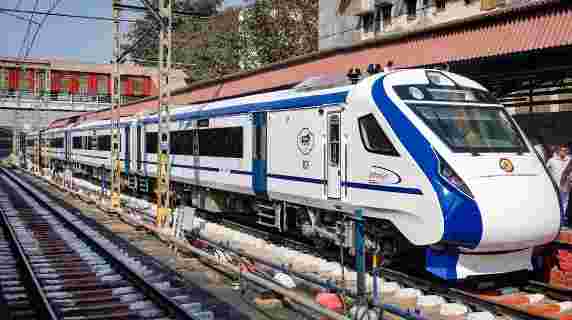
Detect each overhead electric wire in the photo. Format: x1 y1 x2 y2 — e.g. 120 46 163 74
18 0 41 58
0 7 139 22
0 11 40 24
113 3 210 18
23 0 65 58
129 58 196 67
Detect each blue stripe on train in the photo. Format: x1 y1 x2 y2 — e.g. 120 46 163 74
370 75 483 280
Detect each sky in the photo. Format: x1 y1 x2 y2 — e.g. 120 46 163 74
0 0 245 64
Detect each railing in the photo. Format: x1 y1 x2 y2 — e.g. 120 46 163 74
0 89 145 105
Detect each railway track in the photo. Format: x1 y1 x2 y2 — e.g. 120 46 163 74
13 167 572 320
186 210 572 320
0 167 247 320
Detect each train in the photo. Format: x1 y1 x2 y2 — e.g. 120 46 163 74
20 68 561 281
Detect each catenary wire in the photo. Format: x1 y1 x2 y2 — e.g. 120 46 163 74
18 0 41 58
0 7 139 23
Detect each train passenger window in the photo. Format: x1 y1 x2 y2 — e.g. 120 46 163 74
170 130 194 155
358 114 399 156
197 119 209 128
72 137 82 149
49 138 64 148
97 135 111 151
146 132 158 154
198 127 243 158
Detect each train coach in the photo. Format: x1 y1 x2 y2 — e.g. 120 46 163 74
34 68 561 280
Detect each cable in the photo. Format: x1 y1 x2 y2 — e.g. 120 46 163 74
22 0 64 58
0 11 40 24
18 0 41 58
0 7 139 23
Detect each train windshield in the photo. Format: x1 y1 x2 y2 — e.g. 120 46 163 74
408 103 528 154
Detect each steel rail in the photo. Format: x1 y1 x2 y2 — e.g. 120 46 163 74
0 167 201 320
192 208 562 320
0 203 59 320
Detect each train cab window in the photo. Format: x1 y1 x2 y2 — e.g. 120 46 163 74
358 114 399 156
146 132 158 154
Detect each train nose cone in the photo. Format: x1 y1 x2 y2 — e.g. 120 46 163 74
467 174 560 252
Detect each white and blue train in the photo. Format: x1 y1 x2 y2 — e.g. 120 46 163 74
24 68 561 280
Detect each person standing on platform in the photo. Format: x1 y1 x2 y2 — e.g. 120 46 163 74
547 145 572 226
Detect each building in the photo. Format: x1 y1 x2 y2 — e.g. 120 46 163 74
0 56 187 132
319 0 529 50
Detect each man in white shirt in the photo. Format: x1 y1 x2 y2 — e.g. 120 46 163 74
547 145 571 225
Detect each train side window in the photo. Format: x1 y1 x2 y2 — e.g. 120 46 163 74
358 114 399 156
198 127 243 158
97 135 111 151
72 136 82 149
146 132 158 154
170 130 194 155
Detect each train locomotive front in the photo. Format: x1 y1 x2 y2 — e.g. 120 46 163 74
361 69 561 280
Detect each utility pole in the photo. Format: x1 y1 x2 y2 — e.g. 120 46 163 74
110 0 122 210
155 0 173 227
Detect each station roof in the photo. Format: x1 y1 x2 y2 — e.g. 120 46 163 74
48 0 572 127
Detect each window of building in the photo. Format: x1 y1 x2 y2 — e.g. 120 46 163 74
97 75 108 95
381 3 393 27
406 0 417 19
361 12 375 33
79 74 89 96
198 127 243 158
436 0 446 10
97 135 111 151
170 130 194 155
19 70 29 91
132 77 144 96
60 74 73 93
73 136 82 149
37 71 47 94
358 114 399 156
0 69 7 90
146 132 158 154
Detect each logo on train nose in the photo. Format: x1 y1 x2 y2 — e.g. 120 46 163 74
499 158 514 173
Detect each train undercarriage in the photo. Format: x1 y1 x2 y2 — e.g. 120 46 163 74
45 159 419 266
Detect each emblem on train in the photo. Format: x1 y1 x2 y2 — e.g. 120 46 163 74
297 128 314 155
499 158 514 173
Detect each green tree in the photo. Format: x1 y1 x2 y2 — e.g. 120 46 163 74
239 0 318 69
126 0 318 85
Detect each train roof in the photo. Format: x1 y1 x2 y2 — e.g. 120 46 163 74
43 69 492 132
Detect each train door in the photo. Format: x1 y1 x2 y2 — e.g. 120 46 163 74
327 112 342 199
136 124 142 172
252 112 267 195
124 126 130 174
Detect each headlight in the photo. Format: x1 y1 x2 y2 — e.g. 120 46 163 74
438 154 474 198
